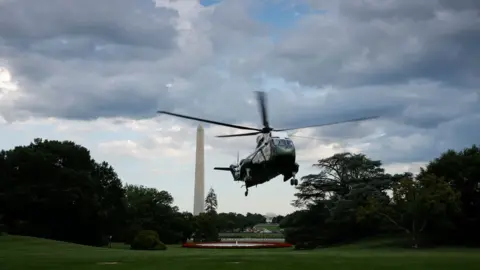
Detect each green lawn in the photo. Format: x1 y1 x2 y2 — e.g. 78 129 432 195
253 223 280 231
219 232 283 238
1 235 480 270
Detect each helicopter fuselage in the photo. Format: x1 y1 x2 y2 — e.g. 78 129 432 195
215 133 300 195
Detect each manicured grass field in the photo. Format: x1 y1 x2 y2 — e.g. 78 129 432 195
253 223 280 231
219 232 283 238
1 235 480 270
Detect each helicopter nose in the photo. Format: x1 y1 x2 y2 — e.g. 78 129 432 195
274 150 295 166
273 146 295 159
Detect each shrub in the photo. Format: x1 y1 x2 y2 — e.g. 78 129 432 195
130 230 167 251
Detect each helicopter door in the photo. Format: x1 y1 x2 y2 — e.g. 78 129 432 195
251 139 270 164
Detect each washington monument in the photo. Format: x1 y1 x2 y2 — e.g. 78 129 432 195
193 124 205 216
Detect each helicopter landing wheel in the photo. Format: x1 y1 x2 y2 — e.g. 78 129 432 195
290 179 298 186
294 179 298 185
245 190 249 196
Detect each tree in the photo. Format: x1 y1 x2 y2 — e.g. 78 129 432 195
293 152 391 206
358 173 460 248
91 161 127 241
174 212 195 243
287 152 392 245
272 215 284 224
205 187 218 214
280 203 331 246
418 145 480 245
193 213 219 242
244 213 266 228
123 184 183 244
0 138 126 246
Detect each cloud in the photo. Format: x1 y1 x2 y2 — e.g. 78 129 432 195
262 0 480 89
0 0 479 214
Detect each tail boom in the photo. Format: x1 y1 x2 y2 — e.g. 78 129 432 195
214 166 239 181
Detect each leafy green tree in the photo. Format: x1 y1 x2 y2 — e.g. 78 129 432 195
288 152 391 245
272 215 284 224
358 174 460 247
217 212 246 232
193 212 219 242
91 161 127 241
174 212 195 243
0 138 126 246
250 213 267 225
280 203 331 246
123 184 182 244
418 145 480 245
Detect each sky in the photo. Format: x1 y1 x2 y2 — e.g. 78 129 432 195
0 0 479 216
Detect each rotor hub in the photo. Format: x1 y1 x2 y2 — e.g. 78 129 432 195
261 127 273 133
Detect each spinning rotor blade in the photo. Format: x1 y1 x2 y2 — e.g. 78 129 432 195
274 116 379 132
216 131 261 138
255 91 270 129
157 111 261 131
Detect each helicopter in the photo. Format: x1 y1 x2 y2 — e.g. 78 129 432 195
157 91 377 197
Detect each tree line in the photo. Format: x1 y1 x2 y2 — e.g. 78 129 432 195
0 138 266 246
280 146 480 248
1 138 478 249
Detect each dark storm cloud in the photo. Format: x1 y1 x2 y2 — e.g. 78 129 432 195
262 0 480 88
0 0 182 120
0 0 177 49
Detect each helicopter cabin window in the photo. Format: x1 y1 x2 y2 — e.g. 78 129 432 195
273 138 294 147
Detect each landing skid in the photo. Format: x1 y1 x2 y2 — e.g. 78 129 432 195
284 172 299 186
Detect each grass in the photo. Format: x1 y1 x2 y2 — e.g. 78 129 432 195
253 223 280 231
1 235 480 270
219 232 283 238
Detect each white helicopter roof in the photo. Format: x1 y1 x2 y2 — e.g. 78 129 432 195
270 131 290 140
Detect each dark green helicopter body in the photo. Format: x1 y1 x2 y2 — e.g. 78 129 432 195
158 91 376 197
218 132 300 195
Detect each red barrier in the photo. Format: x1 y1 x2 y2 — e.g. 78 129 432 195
182 241 292 249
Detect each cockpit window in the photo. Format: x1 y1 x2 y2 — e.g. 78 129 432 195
273 138 294 147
